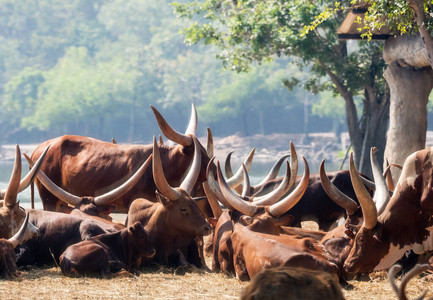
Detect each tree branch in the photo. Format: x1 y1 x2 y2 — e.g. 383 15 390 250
408 0 433 69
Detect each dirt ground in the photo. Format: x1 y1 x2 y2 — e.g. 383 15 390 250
1 216 432 300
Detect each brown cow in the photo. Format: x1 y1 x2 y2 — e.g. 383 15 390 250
30 105 215 213
240 267 345 300
59 221 155 278
24 152 152 230
344 147 433 274
126 136 211 268
0 213 37 278
0 145 45 240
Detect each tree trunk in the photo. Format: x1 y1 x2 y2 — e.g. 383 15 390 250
383 62 433 182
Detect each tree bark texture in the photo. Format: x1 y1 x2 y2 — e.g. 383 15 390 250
383 62 433 182
383 34 430 67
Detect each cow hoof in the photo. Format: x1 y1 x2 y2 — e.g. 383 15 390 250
174 266 187 276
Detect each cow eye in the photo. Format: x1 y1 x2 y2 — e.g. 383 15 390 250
180 207 188 212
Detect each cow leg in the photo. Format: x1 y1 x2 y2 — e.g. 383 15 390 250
194 236 211 272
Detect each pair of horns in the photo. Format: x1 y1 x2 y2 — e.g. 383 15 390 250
152 135 201 200
2 145 49 208
207 155 309 218
321 148 390 229
25 153 152 207
151 104 197 147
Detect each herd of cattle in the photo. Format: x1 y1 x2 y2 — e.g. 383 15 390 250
1 104 433 298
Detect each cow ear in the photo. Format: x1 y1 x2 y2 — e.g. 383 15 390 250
59 204 74 214
373 224 383 242
207 218 218 228
155 191 169 206
276 214 294 227
10 202 20 217
240 215 253 226
99 205 116 215
128 225 135 236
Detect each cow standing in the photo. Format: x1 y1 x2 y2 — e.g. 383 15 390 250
59 221 155 278
30 105 213 213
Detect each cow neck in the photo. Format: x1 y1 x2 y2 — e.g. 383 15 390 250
157 144 190 188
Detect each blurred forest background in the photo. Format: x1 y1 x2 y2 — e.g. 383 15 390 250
0 0 349 146
1 0 433 148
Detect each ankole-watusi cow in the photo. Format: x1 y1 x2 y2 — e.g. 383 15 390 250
30 105 216 213
59 221 155 278
126 136 211 268
343 147 433 274
225 143 373 231
24 152 152 230
0 213 38 278
0 145 46 240
207 155 340 279
240 266 345 300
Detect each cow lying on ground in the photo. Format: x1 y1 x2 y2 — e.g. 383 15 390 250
127 137 211 268
59 221 155 278
1 213 37 278
240 267 345 300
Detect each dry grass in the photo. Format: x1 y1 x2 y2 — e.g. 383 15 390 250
2 217 431 299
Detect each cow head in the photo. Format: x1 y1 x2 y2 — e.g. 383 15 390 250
24 152 152 220
0 212 37 278
152 136 211 237
0 145 46 239
342 151 392 274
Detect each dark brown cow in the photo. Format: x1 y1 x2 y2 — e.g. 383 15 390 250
30 105 213 213
59 221 155 278
240 267 345 300
226 144 373 231
126 136 211 268
0 145 46 240
344 147 433 274
15 208 114 267
0 213 37 278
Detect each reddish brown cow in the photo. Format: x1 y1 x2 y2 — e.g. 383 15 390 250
0 213 37 278
127 136 211 268
0 145 45 240
30 105 213 213
59 221 155 278
343 147 433 274
240 267 345 300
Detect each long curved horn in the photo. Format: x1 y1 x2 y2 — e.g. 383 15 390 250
184 103 198 136
241 163 251 198
152 136 180 200
224 151 235 178
206 127 213 158
4 145 22 208
179 136 201 194
205 157 235 210
217 161 258 217
349 153 377 229
370 148 390 215
18 145 50 194
226 148 255 188
203 158 223 219
254 154 289 187
253 161 292 206
289 142 298 189
383 160 402 192
319 159 358 216
94 155 152 205
151 105 193 146
268 156 310 217
24 153 82 207
8 213 30 248
398 264 431 300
